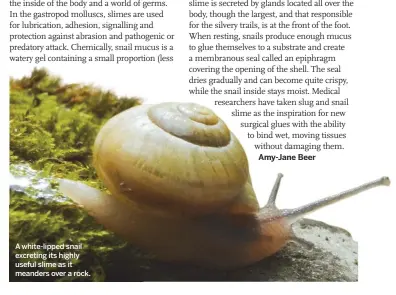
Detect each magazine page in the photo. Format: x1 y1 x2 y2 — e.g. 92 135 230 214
4 0 395 290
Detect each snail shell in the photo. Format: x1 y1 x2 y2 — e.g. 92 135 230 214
93 102 259 217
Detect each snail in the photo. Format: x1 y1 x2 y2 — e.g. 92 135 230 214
59 102 390 270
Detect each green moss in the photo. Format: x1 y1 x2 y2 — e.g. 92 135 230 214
10 67 141 184
9 68 146 281
9 190 156 282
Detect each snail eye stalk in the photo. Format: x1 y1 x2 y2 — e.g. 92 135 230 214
266 173 283 208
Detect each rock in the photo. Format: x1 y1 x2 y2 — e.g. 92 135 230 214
292 219 358 281
101 219 358 282
9 164 358 282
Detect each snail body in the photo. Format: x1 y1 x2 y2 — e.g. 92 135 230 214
59 102 390 270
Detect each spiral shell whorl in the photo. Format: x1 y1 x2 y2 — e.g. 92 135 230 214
93 102 254 217
148 102 231 147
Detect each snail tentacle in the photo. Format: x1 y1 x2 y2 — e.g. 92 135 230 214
258 176 391 226
265 173 284 207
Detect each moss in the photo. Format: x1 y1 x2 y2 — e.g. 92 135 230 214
9 68 145 281
10 67 141 185
9 190 156 282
